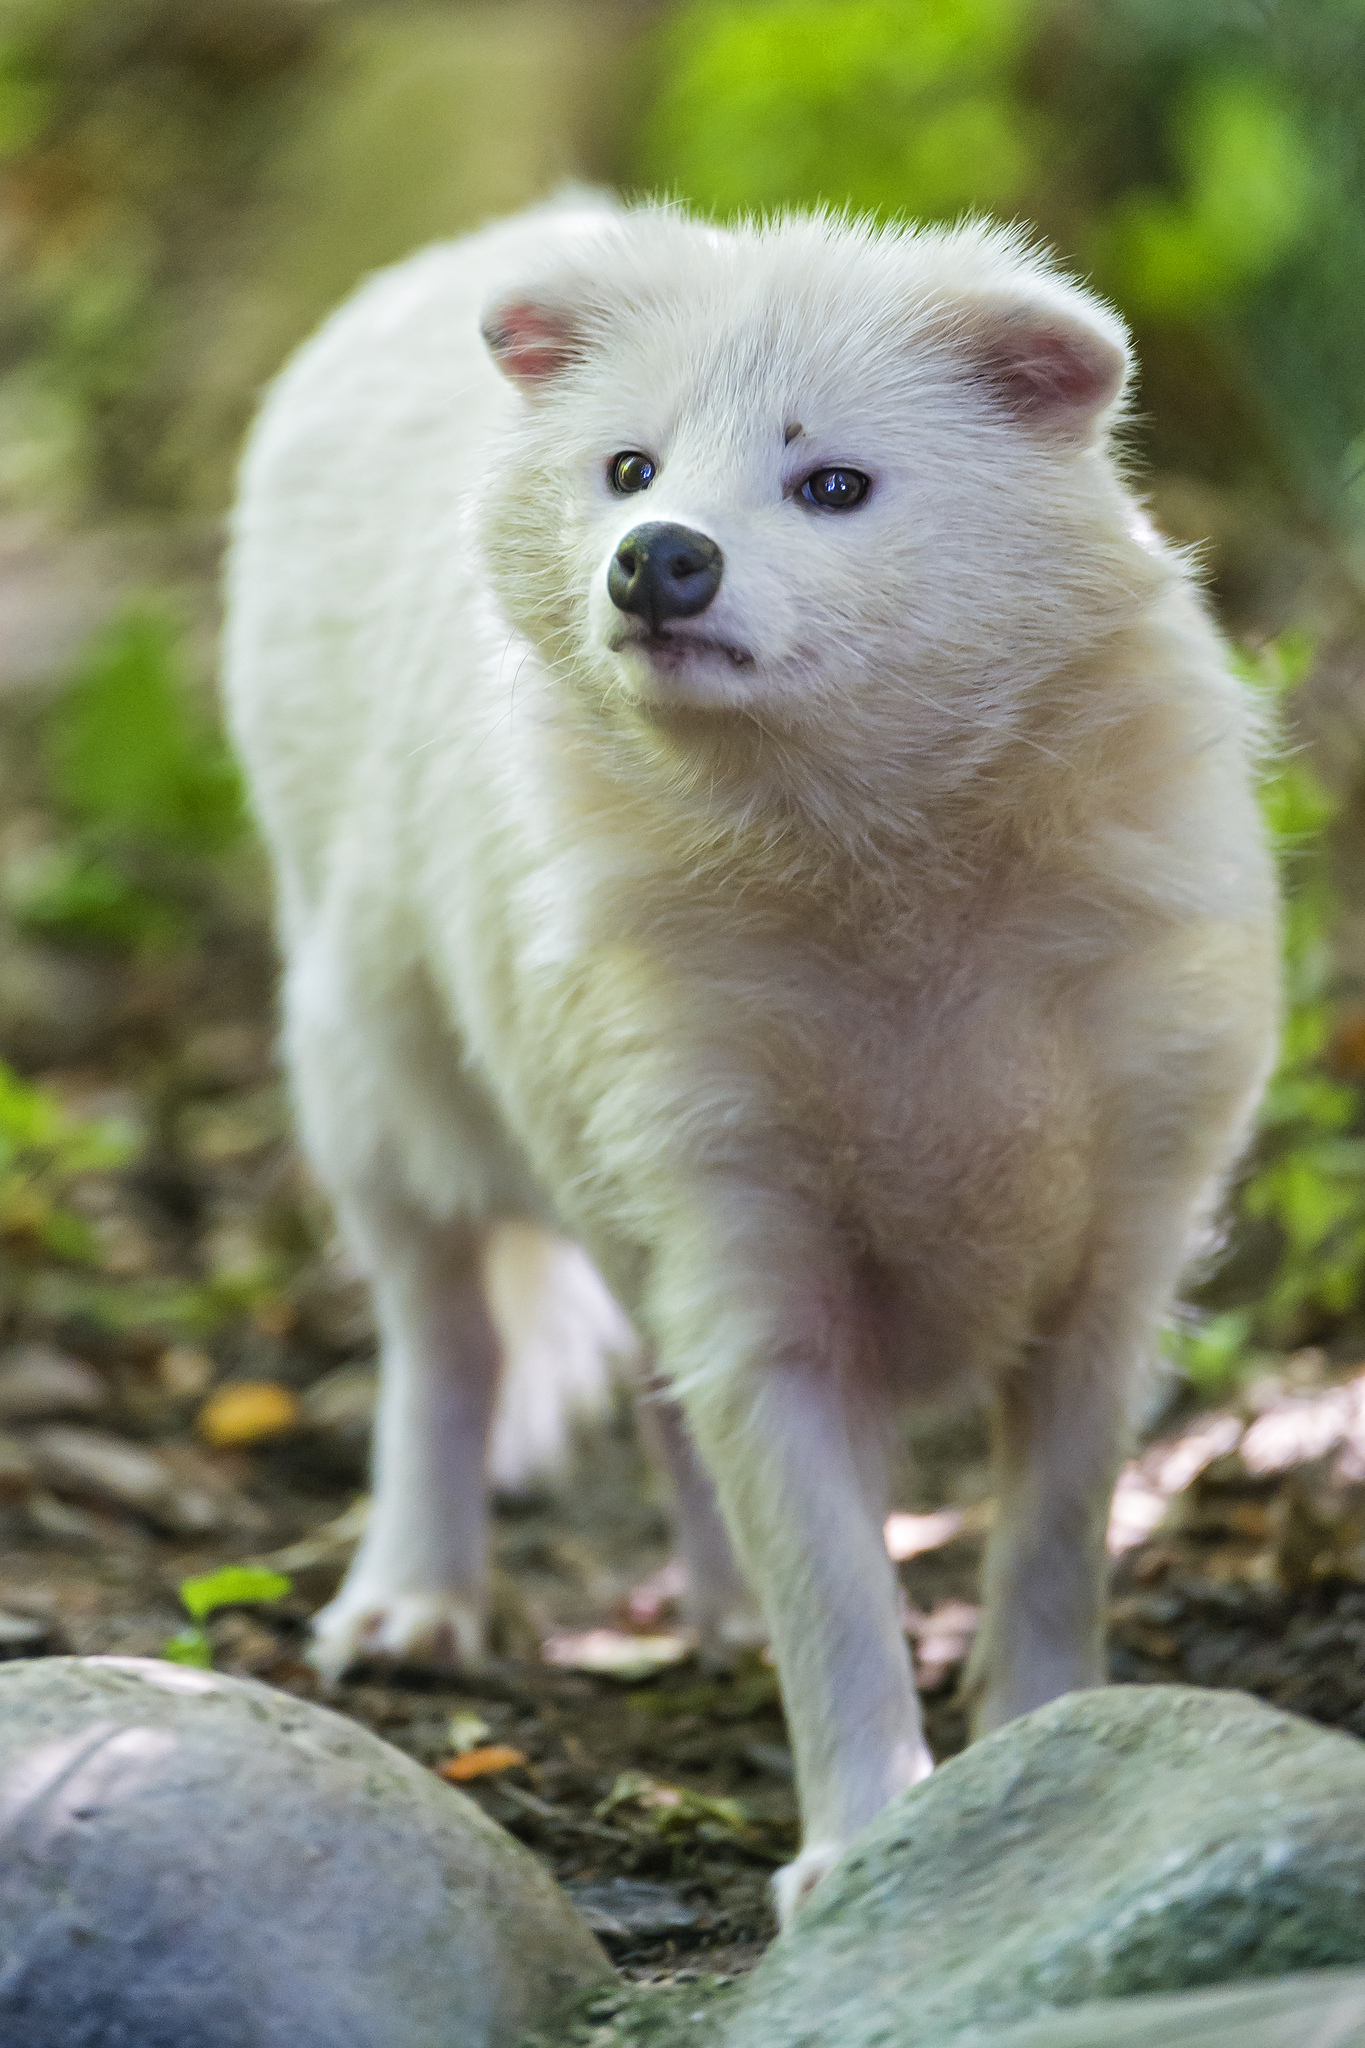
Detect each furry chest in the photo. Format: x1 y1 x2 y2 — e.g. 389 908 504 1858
496 914 1095 1302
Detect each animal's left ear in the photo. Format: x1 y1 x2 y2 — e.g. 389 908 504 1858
959 298 1130 445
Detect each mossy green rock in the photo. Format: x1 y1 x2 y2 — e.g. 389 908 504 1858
961 1968 1365 2047
0 1655 609 2047
720 1686 1365 2048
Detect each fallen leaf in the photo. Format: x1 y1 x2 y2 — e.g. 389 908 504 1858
598 1770 751 1835
622 1557 686 1628
198 1381 300 1448
1331 1008 1365 1076
541 1627 694 1682
884 1507 965 1561
439 1744 527 1782
904 1600 979 1689
1107 1412 1245 1555
448 1711 492 1754
1106 1469 1169 1555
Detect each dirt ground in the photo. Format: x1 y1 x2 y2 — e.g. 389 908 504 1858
5 632 1365 1998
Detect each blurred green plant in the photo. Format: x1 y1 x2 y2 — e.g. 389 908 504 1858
1095 76 1320 322
162 1564 292 1669
0 0 323 512
1172 636 1365 1386
0 1060 134 1263
634 0 1365 532
637 0 1040 222
13 604 245 952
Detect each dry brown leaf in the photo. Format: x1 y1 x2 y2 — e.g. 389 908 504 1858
198 1381 300 1448
438 1744 527 1782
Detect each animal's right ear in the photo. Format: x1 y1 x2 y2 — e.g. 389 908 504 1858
480 297 583 390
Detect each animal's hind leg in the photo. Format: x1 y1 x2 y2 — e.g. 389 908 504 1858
309 1201 500 1681
634 1371 764 1659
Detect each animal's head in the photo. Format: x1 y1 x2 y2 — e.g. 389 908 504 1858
478 205 1160 793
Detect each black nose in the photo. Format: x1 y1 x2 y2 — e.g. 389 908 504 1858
608 521 723 631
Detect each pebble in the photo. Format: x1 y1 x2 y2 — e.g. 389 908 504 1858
0 930 113 1067
22 1490 105 1544
157 1344 215 1398
27 1425 222 1533
288 1239 378 1352
0 1430 34 1503
296 1359 376 1476
0 1609 64 1657
566 1877 703 1944
0 1343 106 1422
178 1085 288 1164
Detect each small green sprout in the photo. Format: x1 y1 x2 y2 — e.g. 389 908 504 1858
162 1565 292 1669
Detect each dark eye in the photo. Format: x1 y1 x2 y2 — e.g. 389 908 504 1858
801 466 871 511
610 451 656 494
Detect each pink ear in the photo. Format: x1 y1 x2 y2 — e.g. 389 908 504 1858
481 299 580 388
972 308 1128 438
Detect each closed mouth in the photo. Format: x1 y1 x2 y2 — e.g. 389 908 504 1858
610 627 756 671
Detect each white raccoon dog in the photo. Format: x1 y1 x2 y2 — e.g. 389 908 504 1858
224 193 1279 1918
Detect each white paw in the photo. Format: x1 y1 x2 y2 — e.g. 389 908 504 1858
771 1839 845 1927
307 1585 485 1685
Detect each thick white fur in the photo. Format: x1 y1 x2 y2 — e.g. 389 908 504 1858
223 196 1279 1919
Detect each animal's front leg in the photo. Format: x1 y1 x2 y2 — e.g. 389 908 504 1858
663 1248 931 1924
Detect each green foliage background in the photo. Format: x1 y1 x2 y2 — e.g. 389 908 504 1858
630 0 1365 543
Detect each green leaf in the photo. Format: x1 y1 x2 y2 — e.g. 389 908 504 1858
179 1565 292 1625
162 1627 214 1668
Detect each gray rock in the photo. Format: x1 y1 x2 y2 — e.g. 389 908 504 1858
21 1489 105 1544
0 1430 34 1502
523 1976 738 2048
566 1877 702 1943
0 930 115 1067
0 1343 106 1422
0 1655 610 2047
0 1609 64 1658
721 1687 1365 2048
962 1969 1365 2047
544 1974 1365 2048
296 1358 377 1478
27 1425 221 1533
